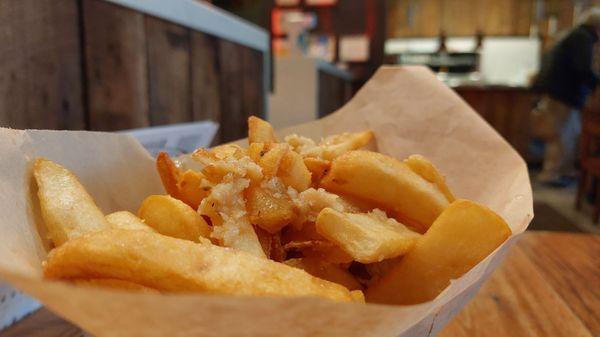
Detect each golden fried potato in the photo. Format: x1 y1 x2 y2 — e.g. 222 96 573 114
210 144 246 159
350 290 365 303
71 278 158 293
282 222 354 264
278 150 311 192
246 183 296 234
248 116 277 144
320 131 374 160
303 157 331 186
138 195 211 242
198 176 266 258
285 131 374 161
33 158 109 246
258 143 289 177
366 200 512 304
320 151 449 232
316 208 420 263
105 211 156 233
156 152 181 199
291 188 361 228
285 258 362 290
194 147 263 183
255 227 285 261
156 152 210 209
404 154 455 202
177 169 212 209
45 229 355 302
247 142 266 163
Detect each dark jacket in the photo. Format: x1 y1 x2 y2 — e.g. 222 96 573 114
533 24 599 109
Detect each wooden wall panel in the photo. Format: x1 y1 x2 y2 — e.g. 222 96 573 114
217 40 246 143
83 0 149 131
190 32 222 143
513 0 534 36
387 0 441 38
0 0 267 138
145 17 192 126
242 47 265 121
0 0 84 130
388 0 534 38
442 0 479 36
456 87 537 159
318 71 348 118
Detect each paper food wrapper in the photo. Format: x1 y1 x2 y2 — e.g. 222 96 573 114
0 66 532 336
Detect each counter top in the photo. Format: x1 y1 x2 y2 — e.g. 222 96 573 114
2 231 598 336
436 73 530 90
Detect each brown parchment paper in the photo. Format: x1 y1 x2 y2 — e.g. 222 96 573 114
0 66 533 337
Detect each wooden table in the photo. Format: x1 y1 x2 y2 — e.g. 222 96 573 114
2 231 598 337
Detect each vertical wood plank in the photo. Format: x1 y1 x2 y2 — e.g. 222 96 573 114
190 31 222 143
513 0 534 36
442 0 478 36
146 17 192 126
318 71 346 118
83 0 149 131
242 46 265 121
217 40 245 143
386 0 442 37
0 0 84 130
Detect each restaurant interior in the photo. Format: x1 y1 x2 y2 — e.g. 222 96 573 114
0 0 598 336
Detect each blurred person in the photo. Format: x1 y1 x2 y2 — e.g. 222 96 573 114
531 8 600 185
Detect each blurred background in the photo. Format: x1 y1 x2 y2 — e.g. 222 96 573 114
0 0 599 334
1 0 600 236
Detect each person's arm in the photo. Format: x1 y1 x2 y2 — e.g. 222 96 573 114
569 28 599 89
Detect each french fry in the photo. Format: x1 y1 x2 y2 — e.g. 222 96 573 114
210 144 246 159
156 152 210 209
316 208 421 263
285 131 374 160
138 195 211 242
71 278 158 293
255 227 285 261
44 229 356 302
282 222 354 264
177 169 212 209
285 258 362 290
257 143 289 177
247 142 266 163
303 157 330 186
198 176 266 258
291 187 360 228
366 199 512 304
320 131 374 160
105 211 156 233
321 151 449 232
33 158 109 246
404 154 455 202
246 182 296 234
248 116 277 144
193 147 262 183
278 150 311 192
156 152 181 199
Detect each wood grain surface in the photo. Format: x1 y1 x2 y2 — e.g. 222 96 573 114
0 0 84 130
190 32 222 144
217 40 246 143
438 231 599 337
0 0 266 140
145 16 192 126
2 231 597 337
83 0 149 131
